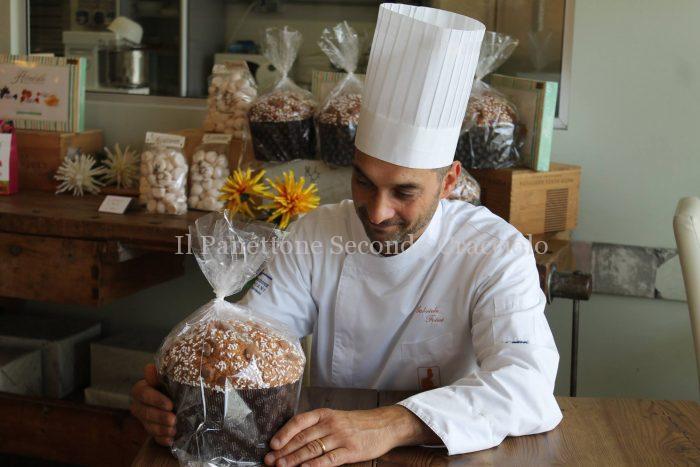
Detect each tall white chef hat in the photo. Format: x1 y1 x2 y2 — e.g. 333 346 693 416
355 4 485 169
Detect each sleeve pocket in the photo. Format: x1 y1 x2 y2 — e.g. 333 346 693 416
493 290 544 316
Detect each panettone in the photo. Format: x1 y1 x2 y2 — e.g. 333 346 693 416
248 90 317 161
161 318 305 390
159 317 305 465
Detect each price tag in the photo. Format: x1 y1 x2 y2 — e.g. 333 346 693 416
99 195 133 214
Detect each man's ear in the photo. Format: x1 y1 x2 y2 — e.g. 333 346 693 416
439 161 461 199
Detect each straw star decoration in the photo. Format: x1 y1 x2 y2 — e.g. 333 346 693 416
102 143 140 188
55 153 107 196
261 170 320 229
218 168 269 217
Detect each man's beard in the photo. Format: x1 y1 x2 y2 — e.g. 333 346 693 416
354 197 439 256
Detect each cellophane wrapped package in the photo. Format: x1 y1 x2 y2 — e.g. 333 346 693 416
455 32 522 169
139 132 188 215
203 61 258 137
448 164 481 205
249 27 317 162
316 21 363 166
156 211 304 466
188 133 232 211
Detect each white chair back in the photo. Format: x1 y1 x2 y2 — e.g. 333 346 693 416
673 196 700 390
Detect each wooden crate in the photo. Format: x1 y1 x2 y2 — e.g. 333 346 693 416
470 163 581 235
16 129 104 192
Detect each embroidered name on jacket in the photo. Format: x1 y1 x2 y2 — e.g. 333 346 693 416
414 305 444 325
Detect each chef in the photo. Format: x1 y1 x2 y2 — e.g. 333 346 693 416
130 3 562 466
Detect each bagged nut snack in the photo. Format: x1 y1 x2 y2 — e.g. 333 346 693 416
316 21 363 166
156 211 304 466
203 61 257 137
456 32 522 169
249 27 317 162
139 132 188 215
189 133 233 211
448 165 481 205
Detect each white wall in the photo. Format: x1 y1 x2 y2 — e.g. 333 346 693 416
0 0 26 55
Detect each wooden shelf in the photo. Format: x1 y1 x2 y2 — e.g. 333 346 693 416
0 191 208 306
0 190 205 250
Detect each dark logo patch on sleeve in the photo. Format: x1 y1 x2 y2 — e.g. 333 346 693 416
251 271 272 295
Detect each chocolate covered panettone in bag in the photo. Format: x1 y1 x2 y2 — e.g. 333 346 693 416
156 211 305 466
248 27 317 162
316 21 363 166
455 32 522 169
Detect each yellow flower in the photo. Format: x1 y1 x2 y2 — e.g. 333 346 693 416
261 170 320 229
218 168 269 218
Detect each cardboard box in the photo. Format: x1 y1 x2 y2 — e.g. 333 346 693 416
86 330 163 409
470 162 580 235
17 129 104 192
90 331 162 389
0 312 101 398
0 346 42 396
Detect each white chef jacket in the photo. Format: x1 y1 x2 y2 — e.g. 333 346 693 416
240 198 562 455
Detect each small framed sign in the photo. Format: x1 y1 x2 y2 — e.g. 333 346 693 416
0 55 86 132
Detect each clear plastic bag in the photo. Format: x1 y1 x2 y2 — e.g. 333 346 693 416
448 164 481 205
249 27 317 162
316 21 363 166
203 61 258 138
188 134 233 211
156 212 304 466
139 132 188 215
456 32 523 169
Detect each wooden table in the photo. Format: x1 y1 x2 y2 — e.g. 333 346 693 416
132 387 700 466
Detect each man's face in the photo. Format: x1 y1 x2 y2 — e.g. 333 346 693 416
351 149 460 253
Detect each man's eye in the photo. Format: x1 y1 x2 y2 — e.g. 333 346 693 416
356 177 372 187
395 190 415 200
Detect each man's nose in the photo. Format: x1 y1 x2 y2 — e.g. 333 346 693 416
367 192 395 225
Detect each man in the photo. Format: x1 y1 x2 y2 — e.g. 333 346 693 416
131 4 562 467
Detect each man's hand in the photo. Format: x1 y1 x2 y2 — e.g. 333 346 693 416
130 363 177 446
264 405 440 467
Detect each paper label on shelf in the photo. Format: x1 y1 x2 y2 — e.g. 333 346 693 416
202 133 233 145
0 134 10 182
145 132 186 149
99 195 133 214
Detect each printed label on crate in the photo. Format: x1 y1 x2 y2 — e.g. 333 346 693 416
0 133 11 182
145 132 186 149
202 133 233 145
